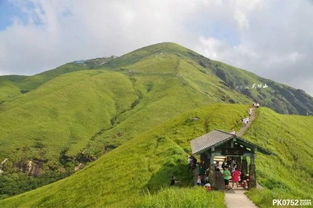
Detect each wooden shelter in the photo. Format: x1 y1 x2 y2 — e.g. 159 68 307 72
190 130 272 189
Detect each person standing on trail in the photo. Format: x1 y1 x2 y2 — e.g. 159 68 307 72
223 167 231 190
232 168 241 189
248 108 253 117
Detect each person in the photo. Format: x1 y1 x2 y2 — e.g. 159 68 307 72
222 158 227 169
188 155 197 169
231 159 236 170
191 156 197 168
204 183 212 191
188 156 192 166
170 176 179 186
243 117 249 126
226 158 232 167
199 164 206 185
232 168 241 189
196 176 202 186
223 166 231 190
230 129 236 135
241 174 249 189
215 161 221 172
248 108 253 117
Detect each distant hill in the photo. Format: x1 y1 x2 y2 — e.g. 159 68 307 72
0 42 312 204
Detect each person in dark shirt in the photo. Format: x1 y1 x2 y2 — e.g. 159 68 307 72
170 176 178 186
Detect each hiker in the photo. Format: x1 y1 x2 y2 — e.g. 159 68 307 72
248 108 253 117
231 159 236 170
230 129 236 135
230 162 235 173
232 168 241 189
170 176 178 186
223 166 231 190
242 117 249 126
196 176 202 186
215 161 221 172
204 183 212 191
188 155 197 169
199 164 206 185
222 158 227 169
241 174 249 189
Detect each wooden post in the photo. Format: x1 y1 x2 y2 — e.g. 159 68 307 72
208 152 216 189
249 154 256 189
241 156 247 178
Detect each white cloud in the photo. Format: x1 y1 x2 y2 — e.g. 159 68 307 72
0 0 312 96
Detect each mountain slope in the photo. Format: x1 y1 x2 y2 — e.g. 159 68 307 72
0 104 248 207
0 42 313 199
106 42 313 115
1 104 312 208
0 47 251 197
245 108 313 207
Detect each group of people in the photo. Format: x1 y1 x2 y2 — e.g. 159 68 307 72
216 158 241 190
188 155 212 190
215 158 249 190
188 156 250 190
242 102 260 126
253 102 260 108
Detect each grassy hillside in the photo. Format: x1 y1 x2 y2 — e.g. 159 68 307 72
244 108 313 207
2 104 312 208
1 42 313 200
0 53 250 197
0 56 115 104
101 42 313 115
0 104 248 207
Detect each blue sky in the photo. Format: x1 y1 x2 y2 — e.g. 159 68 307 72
0 0 312 96
0 0 19 30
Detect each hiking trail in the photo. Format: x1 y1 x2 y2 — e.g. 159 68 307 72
224 106 258 208
236 107 256 137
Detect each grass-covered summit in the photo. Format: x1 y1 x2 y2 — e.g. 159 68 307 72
0 42 312 203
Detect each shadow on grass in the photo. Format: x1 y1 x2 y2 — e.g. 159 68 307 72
145 162 194 194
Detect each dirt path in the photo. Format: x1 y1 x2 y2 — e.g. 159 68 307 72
236 107 256 137
225 107 258 208
225 189 257 208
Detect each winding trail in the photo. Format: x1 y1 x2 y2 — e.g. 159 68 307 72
224 107 258 208
236 107 256 137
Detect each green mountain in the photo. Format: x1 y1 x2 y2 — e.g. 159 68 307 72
0 42 312 207
1 105 312 207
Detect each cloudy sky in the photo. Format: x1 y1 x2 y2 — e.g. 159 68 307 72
0 0 312 95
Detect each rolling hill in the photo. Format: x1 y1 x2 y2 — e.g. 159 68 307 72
0 104 312 207
0 42 313 206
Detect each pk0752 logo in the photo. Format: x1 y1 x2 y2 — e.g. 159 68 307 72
273 199 312 206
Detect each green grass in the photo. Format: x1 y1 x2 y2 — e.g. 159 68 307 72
0 42 313 203
1 104 312 208
132 187 226 208
0 44 253 197
0 104 248 207
244 108 313 207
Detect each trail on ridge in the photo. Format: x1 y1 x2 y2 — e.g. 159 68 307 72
225 106 258 208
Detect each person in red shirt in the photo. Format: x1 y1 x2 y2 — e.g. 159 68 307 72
232 168 241 189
